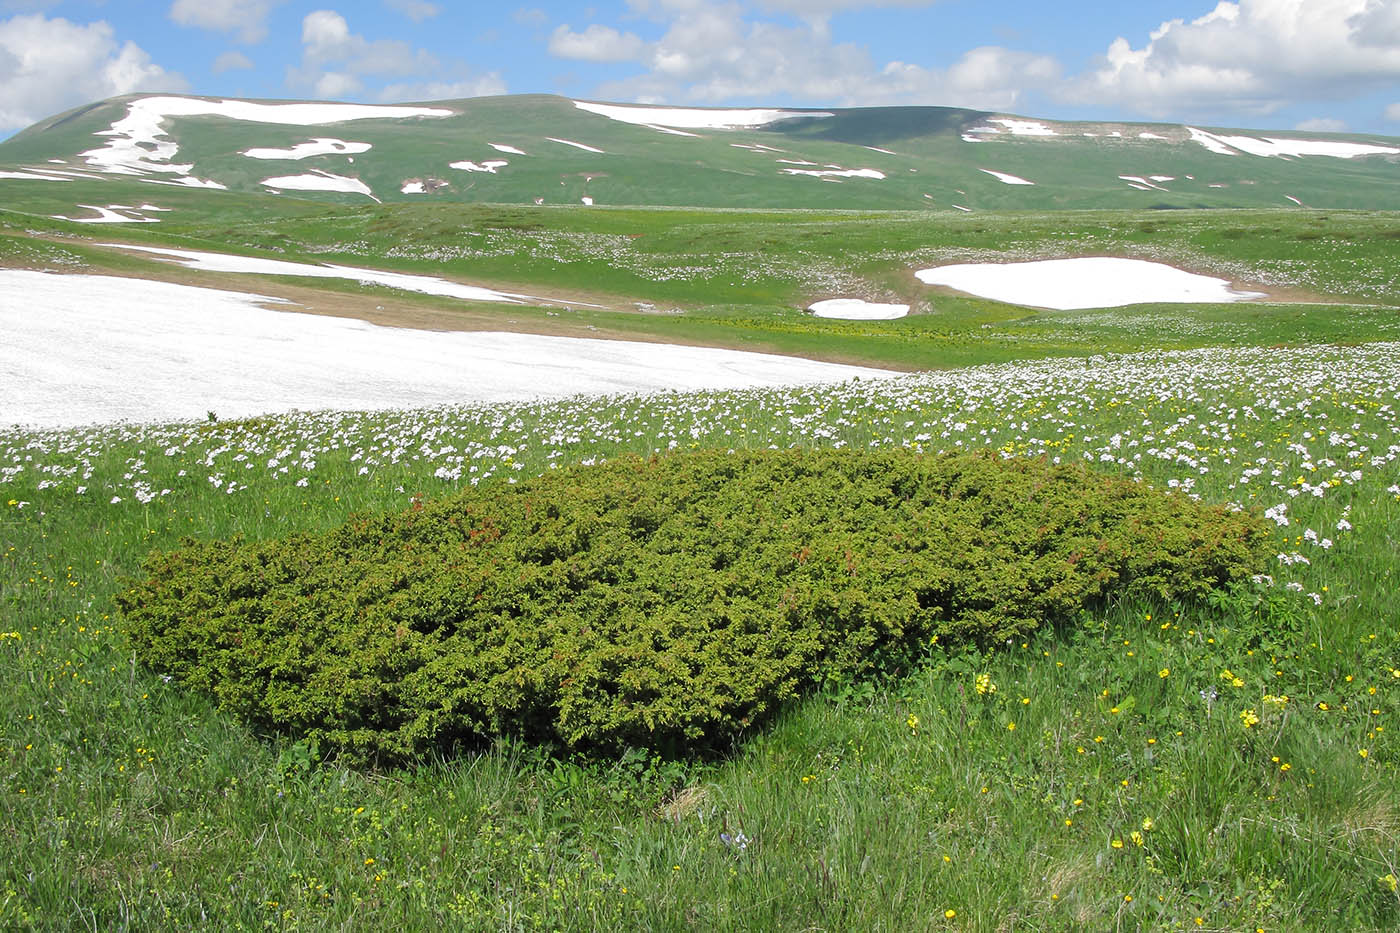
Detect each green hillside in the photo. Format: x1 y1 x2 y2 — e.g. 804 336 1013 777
2 92 1398 217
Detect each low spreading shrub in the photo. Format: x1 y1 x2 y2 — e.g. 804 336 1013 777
117 449 1268 762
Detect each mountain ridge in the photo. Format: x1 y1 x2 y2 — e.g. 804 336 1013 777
2 92 1398 214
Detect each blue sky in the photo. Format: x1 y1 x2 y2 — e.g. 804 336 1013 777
2 0 1399 138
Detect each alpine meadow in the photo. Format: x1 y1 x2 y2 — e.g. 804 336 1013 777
2 85 1399 932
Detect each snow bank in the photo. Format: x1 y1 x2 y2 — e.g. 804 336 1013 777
80 95 453 185
1119 175 1168 190
573 100 831 129
52 205 159 223
1188 126 1400 159
97 243 600 309
547 137 606 153
980 169 1035 185
449 160 508 173
489 143 527 155
243 138 372 160
260 170 374 198
781 167 885 180
0 270 895 429
0 170 71 182
915 257 1265 311
989 118 1057 137
808 299 909 320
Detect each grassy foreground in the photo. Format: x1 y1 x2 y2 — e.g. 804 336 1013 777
3 329 1399 929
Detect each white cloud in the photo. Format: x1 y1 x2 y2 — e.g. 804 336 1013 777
212 50 254 73
1064 0 1400 119
300 9 435 73
291 9 441 97
314 71 361 98
577 4 1053 110
513 8 549 27
168 0 281 44
549 24 647 62
753 0 937 19
290 10 502 103
384 0 440 22
1294 117 1348 132
377 75 508 102
1387 101 1400 120
0 14 184 132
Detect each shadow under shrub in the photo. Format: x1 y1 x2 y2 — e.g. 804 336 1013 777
116 449 1268 763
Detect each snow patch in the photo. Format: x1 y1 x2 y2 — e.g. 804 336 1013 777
915 257 1265 311
1119 175 1168 191
989 118 1057 137
449 159 509 173
52 205 160 224
808 298 909 320
79 95 452 185
243 138 372 160
1138 132 1167 140
401 181 425 194
1188 126 1400 159
260 170 375 198
781 167 885 180
0 270 894 429
489 143 527 155
547 137 605 153
97 243 601 309
863 146 897 154
980 169 1035 185
580 196 594 205
0 170 72 182
572 100 831 129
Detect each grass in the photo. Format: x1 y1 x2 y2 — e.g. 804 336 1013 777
3 203 1399 375
3 320 1399 927
5 93 1400 212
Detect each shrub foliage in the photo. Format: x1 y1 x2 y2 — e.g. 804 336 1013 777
117 450 1268 761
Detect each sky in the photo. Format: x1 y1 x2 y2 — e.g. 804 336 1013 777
1 0 1399 139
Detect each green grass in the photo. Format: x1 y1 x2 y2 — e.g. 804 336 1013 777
4 204 1399 375
3 330 1398 928
5 93 1400 211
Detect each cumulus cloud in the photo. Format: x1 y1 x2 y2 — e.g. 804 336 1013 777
384 0 440 22
377 75 508 103
290 9 440 96
1063 0 1400 119
212 50 254 74
1294 117 1348 132
0 14 184 132
168 0 282 44
549 24 647 62
572 3 1053 110
513 8 549 27
288 9 503 103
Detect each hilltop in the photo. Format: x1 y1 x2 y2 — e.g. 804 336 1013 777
2 92 1399 215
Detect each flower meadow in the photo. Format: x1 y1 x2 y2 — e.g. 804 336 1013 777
3 338 1399 929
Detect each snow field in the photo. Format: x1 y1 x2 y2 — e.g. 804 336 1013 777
97 243 599 308
915 257 1266 311
243 138 372 160
0 271 895 429
808 299 909 320
573 100 832 129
